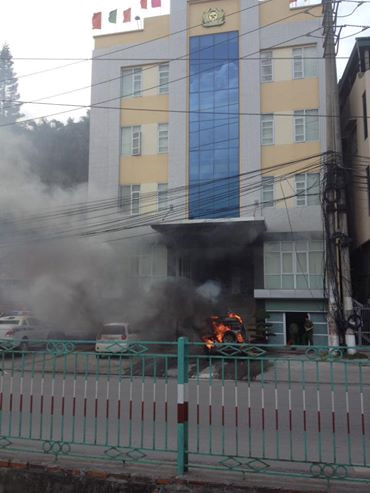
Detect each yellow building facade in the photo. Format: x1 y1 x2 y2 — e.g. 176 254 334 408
89 0 329 345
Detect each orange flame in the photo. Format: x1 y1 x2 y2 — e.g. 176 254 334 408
228 312 243 324
202 312 246 348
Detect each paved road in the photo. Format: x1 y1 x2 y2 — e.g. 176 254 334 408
0 350 368 479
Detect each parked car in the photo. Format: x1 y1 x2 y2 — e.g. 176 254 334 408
95 322 131 355
0 313 48 350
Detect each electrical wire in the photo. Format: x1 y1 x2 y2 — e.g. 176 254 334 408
0 0 278 86
0 8 327 125
3 98 370 122
1 27 324 126
0 155 329 246
0 152 328 227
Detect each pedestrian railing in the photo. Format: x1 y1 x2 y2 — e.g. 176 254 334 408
0 338 368 485
359 306 370 345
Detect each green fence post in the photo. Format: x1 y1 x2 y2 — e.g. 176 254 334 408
177 336 189 475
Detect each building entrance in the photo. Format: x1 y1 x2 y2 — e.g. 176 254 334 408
285 312 307 345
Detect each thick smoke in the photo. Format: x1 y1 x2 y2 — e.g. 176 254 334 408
196 280 221 302
130 278 224 341
0 130 224 339
1 129 260 341
0 130 127 336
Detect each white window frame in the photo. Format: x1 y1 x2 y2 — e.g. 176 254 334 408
176 255 191 278
261 176 274 207
292 46 318 79
120 184 141 216
131 185 141 214
295 173 320 206
293 48 304 79
121 126 142 156
294 109 319 142
158 123 168 153
129 245 167 279
289 0 322 10
261 50 273 83
264 240 324 290
157 183 168 211
261 114 274 145
122 67 142 98
159 63 169 94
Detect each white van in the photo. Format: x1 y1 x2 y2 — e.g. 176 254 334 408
95 322 130 354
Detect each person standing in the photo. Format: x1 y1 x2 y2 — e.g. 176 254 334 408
303 314 314 346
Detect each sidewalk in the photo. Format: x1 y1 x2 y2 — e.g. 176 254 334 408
1 349 369 382
0 451 369 493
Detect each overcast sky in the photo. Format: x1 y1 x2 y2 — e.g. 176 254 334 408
0 0 368 124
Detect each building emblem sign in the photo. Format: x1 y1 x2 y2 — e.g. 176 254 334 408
202 8 225 28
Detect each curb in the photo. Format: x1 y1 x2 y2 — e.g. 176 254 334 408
0 459 365 493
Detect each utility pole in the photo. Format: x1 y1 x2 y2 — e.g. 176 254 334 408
322 0 353 343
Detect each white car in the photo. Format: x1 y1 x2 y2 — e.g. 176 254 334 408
95 322 131 355
0 314 48 350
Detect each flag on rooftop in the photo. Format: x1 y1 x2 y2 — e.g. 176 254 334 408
152 0 161 7
108 9 117 23
123 8 132 23
141 0 148 8
92 12 102 29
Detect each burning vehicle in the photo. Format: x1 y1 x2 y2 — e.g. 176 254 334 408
202 312 247 350
201 312 276 352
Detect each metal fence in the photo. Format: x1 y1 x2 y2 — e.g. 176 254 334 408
358 307 370 345
0 338 368 485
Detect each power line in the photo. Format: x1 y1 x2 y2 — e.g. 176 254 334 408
0 0 277 86
4 150 368 230
1 152 328 226
0 56 354 62
3 99 370 122
4 26 370 126
0 155 331 246
0 7 328 125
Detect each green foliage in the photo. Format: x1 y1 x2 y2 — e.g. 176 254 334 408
0 43 23 125
25 113 90 188
0 43 89 188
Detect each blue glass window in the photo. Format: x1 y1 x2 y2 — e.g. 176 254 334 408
189 32 240 219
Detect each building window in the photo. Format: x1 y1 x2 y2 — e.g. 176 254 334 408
293 46 318 79
121 126 141 156
264 240 324 290
158 123 168 153
289 0 322 9
189 31 240 219
176 255 191 278
294 109 319 142
295 173 320 206
120 184 141 215
261 51 273 82
261 114 274 145
158 183 168 211
159 63 169 94
262 177 274 207
363 91 368 140
129 244 167 279
121 67 142 98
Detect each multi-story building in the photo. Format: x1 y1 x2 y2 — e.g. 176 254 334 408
339 37 370 306
89 0 330 344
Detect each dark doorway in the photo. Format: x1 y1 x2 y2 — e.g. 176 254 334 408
286 312 307 345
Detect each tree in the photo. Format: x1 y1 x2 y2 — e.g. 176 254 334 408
26 113 90 189
0 43 23 125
